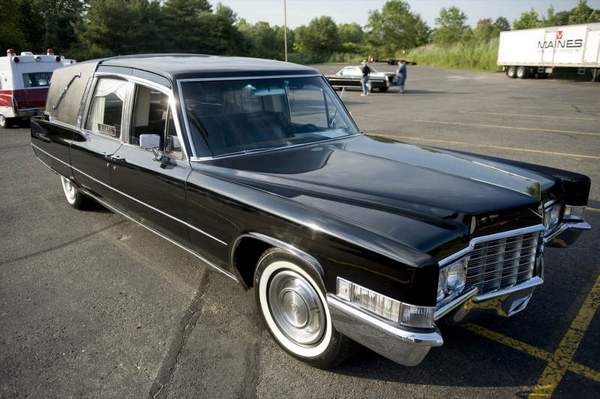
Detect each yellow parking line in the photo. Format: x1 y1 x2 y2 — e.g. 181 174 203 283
587 207 600 213
529 273 600 398
414 119 600 138
463 323 551 361
461 111 599 122
369 134 600 160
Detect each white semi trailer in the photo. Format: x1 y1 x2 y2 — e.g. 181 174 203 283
498 23 600 81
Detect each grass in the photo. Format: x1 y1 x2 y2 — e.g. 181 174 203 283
406 38 501 72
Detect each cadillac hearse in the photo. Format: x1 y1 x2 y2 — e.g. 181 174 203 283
31 55 591 368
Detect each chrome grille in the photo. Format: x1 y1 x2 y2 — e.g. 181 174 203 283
466 232 540 295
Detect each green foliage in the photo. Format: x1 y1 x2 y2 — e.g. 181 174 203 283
366 0 430 58
294 16 340 63
472 19 500 43
432 6 471 45
407 38 500 72
2 0 600 65
513 9 544 30
493 17 511 32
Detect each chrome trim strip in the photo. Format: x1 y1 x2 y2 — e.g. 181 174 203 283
439 224 546 267
229 233 324 285
178 74 322 83
327 295 443 346
434 287 478 320
474 276 543 302
31 143 227 246
544 221 591 244
189 134 362 162
81 188 238 282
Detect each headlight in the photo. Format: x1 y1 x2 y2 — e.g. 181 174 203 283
543 202 563 231
437 257 467 303
336 277 435 329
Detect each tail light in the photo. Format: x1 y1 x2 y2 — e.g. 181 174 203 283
6 48 15 56
47 48 54 56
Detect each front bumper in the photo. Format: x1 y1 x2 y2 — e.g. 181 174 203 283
327 294 443 366
545 221 591 248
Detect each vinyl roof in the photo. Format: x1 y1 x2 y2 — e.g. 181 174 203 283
98 54 319 80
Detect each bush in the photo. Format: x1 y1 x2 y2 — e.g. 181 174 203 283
406 38 500 72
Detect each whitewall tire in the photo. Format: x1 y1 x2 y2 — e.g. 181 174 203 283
255 248 351 368
61 176 87 209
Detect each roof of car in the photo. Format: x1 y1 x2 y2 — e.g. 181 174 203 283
97 54 320 81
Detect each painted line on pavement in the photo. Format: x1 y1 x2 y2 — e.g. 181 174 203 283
529 273 600 398
369 134 600 160
414 119 600 138
461 111 599 122
586 207 600 213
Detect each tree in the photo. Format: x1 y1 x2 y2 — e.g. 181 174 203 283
493 16 511 32
473 18 500 42
0 0 27 51
237 20 287 59
432 6 470 44
366 0 430 57
294 16 340 62
568 0 600 24
513 9 543 30
338 23 364 45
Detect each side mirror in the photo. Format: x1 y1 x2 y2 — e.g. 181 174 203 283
139 134 160 150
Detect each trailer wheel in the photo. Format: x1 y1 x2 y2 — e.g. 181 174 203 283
506 66 517 79
516 66 528 79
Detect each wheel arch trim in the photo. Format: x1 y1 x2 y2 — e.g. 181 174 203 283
229 232 325 289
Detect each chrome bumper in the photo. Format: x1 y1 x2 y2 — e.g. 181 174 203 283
327 294 443 366
435 276 544 323
545 221 591 248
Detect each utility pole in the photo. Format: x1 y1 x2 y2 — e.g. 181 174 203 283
283 0 288 62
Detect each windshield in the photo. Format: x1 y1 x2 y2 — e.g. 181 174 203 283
23 72 53 88
180 76 360 157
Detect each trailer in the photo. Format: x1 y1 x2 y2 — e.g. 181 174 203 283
0 49 75 128
498 23 600 81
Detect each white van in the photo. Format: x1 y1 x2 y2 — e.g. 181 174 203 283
0 49 75 128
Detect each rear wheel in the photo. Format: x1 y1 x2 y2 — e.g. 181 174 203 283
516 66 528 79
255 248 351 369
61 176 87 209
506 66 517 79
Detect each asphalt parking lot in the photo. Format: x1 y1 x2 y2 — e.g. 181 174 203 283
1 64 599 398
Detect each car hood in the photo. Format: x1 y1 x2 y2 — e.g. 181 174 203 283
206 135 550 259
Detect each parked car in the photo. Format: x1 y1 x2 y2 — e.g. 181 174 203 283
0 48 75 128
31 55 591 368
326 65 397 92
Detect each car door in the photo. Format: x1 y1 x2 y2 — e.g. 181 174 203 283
109 81 191 245
70 77 132 202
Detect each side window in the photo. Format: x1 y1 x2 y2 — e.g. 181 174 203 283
131 84 183 159
85 78 129 138
288 84 327 129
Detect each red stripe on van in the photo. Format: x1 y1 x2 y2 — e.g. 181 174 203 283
0 88 48 109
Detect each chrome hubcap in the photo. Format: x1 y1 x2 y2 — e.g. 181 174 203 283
268 270 325 346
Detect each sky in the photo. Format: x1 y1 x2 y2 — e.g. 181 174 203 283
209 0 600 28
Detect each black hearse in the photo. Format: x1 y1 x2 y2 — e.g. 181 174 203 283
31 55 591 368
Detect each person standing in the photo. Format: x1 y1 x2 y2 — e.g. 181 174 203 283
360 61 371 96
396 60 407 94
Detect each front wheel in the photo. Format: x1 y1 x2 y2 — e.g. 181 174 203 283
0 115 11 128
255 248 351 368
61 176 87 209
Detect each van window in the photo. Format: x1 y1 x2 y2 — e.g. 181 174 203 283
85 78 129 138
131 85 182 159
23 72 53 88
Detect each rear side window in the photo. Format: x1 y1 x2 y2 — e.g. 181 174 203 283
85 78 129 138
23 72 53 88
